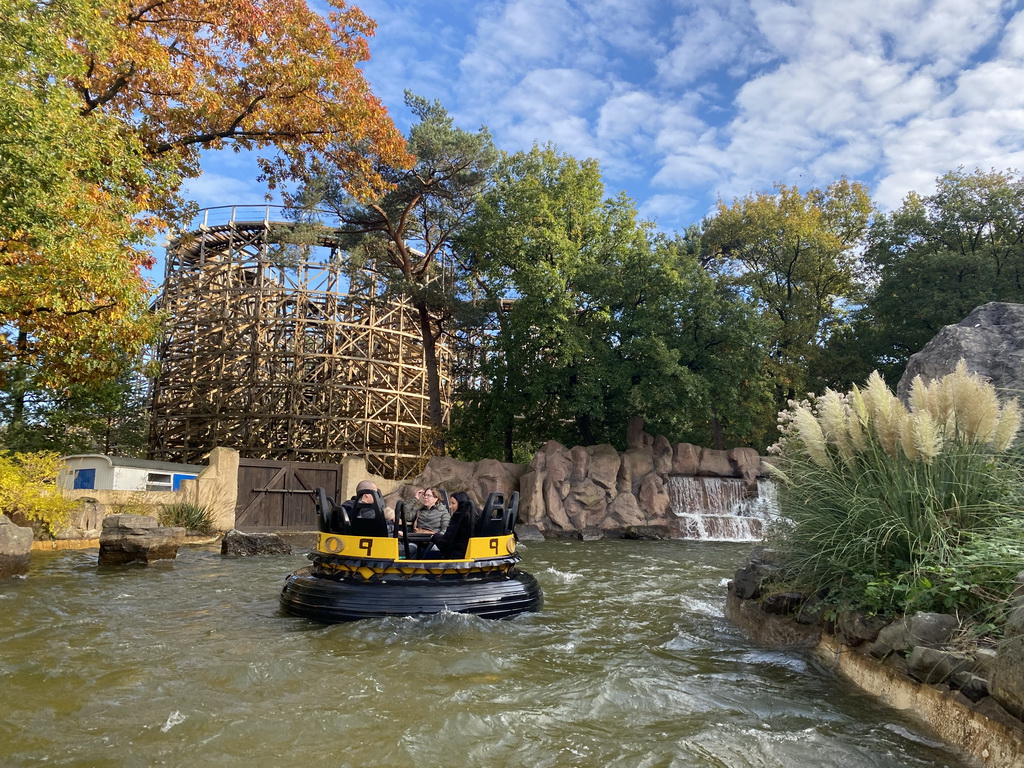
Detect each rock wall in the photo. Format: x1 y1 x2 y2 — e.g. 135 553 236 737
396 419 766 539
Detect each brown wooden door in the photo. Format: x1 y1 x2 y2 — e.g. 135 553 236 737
234 459 342 529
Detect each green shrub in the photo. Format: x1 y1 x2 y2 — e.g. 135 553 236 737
159 502 215 534
768 362 1024 632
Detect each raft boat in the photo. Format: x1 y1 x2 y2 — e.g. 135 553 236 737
280 488 543 622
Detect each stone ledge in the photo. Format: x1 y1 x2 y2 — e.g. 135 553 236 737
726 588 1024 768
816 633 1024 768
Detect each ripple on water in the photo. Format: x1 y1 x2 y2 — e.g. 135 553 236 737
0 541 974 768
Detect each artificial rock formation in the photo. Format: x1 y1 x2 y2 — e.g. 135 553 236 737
517 419 764 538
398 419 767 539
221 529 292 557
898 302 1024 400
98 514 185 565
0 514 32 578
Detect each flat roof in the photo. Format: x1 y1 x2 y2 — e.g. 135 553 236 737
62 454 205 473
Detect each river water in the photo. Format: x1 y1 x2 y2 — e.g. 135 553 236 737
1 540 970 768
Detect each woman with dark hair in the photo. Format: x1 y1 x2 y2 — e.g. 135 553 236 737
426 491 479 559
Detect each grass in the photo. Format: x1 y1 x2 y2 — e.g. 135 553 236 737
767 363 1024 634
159 502 216 534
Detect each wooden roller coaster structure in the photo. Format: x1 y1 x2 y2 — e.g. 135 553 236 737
148 206 450 479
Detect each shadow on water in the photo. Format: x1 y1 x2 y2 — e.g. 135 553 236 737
0 540 969 768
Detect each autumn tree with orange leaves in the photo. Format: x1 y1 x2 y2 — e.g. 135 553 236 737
0 0 405 449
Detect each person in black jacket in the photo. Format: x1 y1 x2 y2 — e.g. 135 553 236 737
427 492 479 558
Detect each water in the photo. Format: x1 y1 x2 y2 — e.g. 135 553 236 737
0 541 968 768
669 477 779 540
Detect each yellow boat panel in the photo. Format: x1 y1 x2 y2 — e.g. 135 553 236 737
317 533 399 560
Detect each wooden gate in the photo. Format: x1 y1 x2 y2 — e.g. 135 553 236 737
235 458 343 529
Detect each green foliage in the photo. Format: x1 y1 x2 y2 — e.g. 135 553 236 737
769 365 1024 632
159 502 214 534
0 451 75 536
294 93 498 437
834 168 1024 388
702 179 873 410
451 145 772 458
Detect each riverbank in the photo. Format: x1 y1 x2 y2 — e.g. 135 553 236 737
725 581 1024 768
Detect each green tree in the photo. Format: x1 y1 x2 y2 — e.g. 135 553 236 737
841 168 1024 387
295 93 498 446
701 179 873 411
452 145 770 460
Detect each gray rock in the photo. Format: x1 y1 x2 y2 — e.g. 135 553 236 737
991 601 1024 720
898 302 1024 400
98 514 185 565
220 529 291 557
729 546 783 600
906 646 975 685
621 525 673 540
873 612 959 655
0 514 32 578
515 524 545 542
836 611 891 647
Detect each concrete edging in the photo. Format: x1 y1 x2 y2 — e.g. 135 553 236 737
815 633 1024 768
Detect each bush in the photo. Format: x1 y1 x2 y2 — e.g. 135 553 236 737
768 362 1024 632
0 451 76 537
159 502 215 534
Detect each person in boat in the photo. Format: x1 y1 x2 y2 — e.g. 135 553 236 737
410 487 450 534
421 491 479 558
343 480 395 534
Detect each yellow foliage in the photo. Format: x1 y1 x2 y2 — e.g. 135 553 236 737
0 452 75 536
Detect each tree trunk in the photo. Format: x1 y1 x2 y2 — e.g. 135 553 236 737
415 300 446 454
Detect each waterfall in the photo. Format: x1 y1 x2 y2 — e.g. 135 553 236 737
667 476 778 541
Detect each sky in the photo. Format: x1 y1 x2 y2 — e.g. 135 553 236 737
180 0 1024 252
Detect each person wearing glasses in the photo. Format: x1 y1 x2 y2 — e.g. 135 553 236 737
411 487 450 534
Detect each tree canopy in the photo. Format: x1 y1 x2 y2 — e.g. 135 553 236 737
701 179 873 410
0 0 404 447
849 168 1024 386
450 145 768 459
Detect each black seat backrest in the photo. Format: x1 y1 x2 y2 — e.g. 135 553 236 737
315 487 350 534
348 489 389 538
437 489 452 513
477 491 519 537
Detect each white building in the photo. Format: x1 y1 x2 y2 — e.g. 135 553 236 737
59 454 204 493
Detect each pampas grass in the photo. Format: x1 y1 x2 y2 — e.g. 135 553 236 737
768 361 1024 627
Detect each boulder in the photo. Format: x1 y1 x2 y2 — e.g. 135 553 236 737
991 601 1024 720
671 442 701 475
0 514 32 578
898 302 1024 400
836 611 890 647
515 524 545 542
729 546 784 600
652 435 673 475
637 472 670 518
906 646 976 685
870 612 959 656
220 529 292 557
98 514 185 565
587 444 620 491
697 447 733 477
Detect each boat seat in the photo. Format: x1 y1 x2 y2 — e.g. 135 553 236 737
314 487 350 534
348 489 389 538
477 491 519 537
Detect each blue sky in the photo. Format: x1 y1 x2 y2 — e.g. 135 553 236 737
178 0 1024 259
